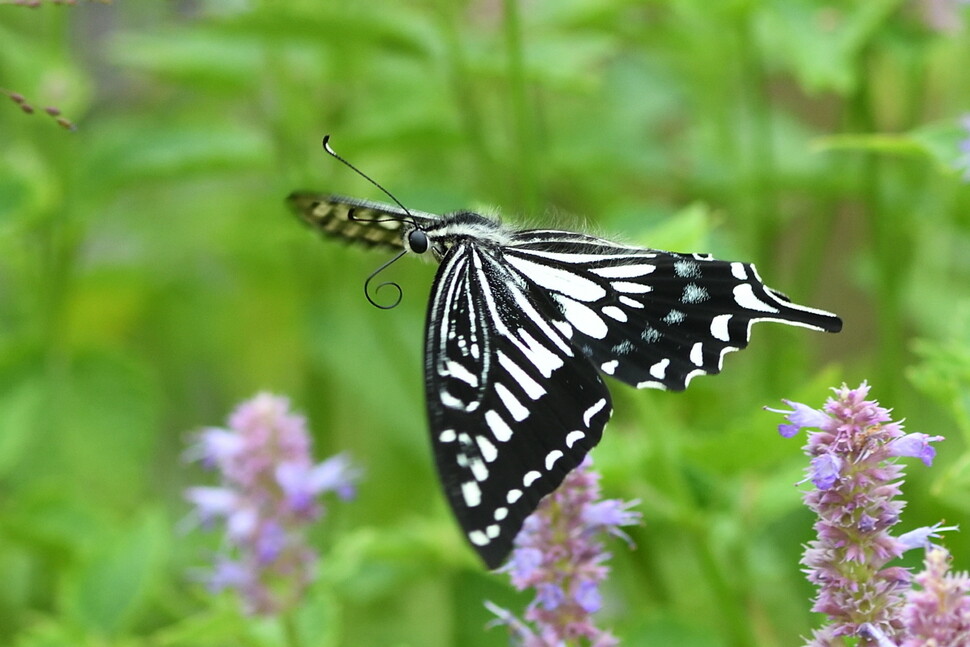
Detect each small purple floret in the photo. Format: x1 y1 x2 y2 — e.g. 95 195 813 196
890 433 944 466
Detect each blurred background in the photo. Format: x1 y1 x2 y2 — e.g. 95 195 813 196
2 1 970 645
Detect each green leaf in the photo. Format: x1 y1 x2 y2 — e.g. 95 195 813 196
61 510 169 636
814 119 967 177
0 378 45 478
85 121 274 187
109 30 263 91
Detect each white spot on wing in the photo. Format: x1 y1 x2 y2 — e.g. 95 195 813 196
649 358 669 379
602 305 628 322
554 295 609 339
441 391 476 411
583 398 608 427
683 368 707 386
601 360 618 374
512 249 655 264
469 530 489 546
477 435 498 462
494 507 508 521
485 410 513 442
612 340 634 355
591 263 656 278
674 259 700 278
516 328 565 376
495 383 529 422
711 314 732 341
505 255 606 302
552 320 574 339
682 283 709 304
486 524 500 538
619 296 644 309
663 310 685 324
507 489 523 504
523 470 541 487
612 281 653 294
733 283 779 313
545 450 563 470
462 481 482 507
690 342 704 366
731 262 747 280
439 429 457 443
470 459 488 482
443 360 479 386
497 351 545 400
565 430 586 448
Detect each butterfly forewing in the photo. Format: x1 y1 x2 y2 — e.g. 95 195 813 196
504 231 842 391
425 241 611 568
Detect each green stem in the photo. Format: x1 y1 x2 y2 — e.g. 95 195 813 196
736 11 779 267
282 612 303 647
501 0 539 213
434 2 498 192
849 47 904 400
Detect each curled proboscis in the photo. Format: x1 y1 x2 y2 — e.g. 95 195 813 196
363 249 408 309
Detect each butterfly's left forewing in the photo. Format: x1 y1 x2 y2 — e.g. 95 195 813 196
425 240 611 568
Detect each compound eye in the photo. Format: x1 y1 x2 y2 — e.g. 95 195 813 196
408 229 429 254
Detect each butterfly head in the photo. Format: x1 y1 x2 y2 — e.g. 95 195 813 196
404 226 431 255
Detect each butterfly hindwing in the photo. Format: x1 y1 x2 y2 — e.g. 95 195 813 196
504 230 842 391
425 241 611 568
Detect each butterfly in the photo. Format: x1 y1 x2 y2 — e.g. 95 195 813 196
289 175 841 570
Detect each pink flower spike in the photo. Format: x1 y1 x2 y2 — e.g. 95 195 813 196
770 382 946 644
902 547 970 646
488 458 637 645
184 393 360 616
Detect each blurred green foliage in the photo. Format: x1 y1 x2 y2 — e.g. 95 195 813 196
2 1 970 645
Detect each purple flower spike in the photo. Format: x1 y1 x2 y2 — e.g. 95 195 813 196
901 548 970 646
487 458 638 646
770 383 946 645
184 393 360 615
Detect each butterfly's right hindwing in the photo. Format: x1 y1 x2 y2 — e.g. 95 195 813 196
287 192 440 252
425 241 611 568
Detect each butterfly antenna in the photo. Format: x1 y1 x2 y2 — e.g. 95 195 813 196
322 135 417 226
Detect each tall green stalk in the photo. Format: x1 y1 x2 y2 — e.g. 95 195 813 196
501 0 539 214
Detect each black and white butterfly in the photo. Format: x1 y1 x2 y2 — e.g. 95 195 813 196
289 182 841 569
